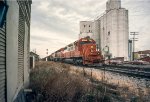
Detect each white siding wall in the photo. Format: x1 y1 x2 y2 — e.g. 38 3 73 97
0 18 6 102
6 1 20 101
24 22 29 87
6 1 31 102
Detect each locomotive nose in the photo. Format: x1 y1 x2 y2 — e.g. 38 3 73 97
90 46 94 52
90 45 97 54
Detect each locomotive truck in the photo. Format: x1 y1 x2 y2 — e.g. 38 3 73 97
49 37 103 65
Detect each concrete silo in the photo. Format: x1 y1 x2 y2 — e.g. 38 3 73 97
79 0 129 60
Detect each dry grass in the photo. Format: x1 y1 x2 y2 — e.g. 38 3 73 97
29 61 123 102
30 61 94 102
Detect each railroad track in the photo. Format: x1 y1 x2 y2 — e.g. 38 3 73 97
97 67 150 78
94 65 150 79
76 64 150 79
52 61 150 78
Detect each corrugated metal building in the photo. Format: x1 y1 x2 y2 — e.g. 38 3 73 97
80 0 129 61
0 17 6 102
0 0 32 102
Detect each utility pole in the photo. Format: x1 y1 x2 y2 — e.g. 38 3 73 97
46 49 48 55
130 32 139 61
46 49 48 61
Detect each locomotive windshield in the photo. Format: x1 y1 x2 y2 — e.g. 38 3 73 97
79 38 96 45
80 41 95 45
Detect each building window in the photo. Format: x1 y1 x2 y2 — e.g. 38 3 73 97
103 27 104 30
84 25 86 27
89 25 90 27
0 1 8 27
89 30 90 32
108 31 110 36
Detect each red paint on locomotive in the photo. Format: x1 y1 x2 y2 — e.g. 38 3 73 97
50 37 103 65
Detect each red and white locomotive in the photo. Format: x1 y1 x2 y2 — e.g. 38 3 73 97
50 37 103 65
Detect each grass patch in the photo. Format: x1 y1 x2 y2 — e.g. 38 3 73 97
29 61 124 102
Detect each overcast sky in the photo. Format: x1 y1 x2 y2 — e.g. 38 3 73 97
30 0 150 58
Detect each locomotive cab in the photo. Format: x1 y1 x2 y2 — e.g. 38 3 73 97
78 37 103 65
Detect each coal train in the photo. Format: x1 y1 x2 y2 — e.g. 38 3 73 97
49 37 104 65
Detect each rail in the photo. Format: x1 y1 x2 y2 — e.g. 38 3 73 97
95 65 150 78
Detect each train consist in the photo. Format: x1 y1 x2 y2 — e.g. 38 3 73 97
49 37 103 65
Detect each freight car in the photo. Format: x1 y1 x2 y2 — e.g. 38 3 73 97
50 36 103 65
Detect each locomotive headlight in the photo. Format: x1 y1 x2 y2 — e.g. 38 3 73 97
91 46 93 48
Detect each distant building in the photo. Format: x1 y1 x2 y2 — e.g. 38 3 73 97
140 57 150 63
41 56 49 61
0 0 32 102
134 50 150 60
30 52 39 69
30 52 40 61
79 0 129 61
